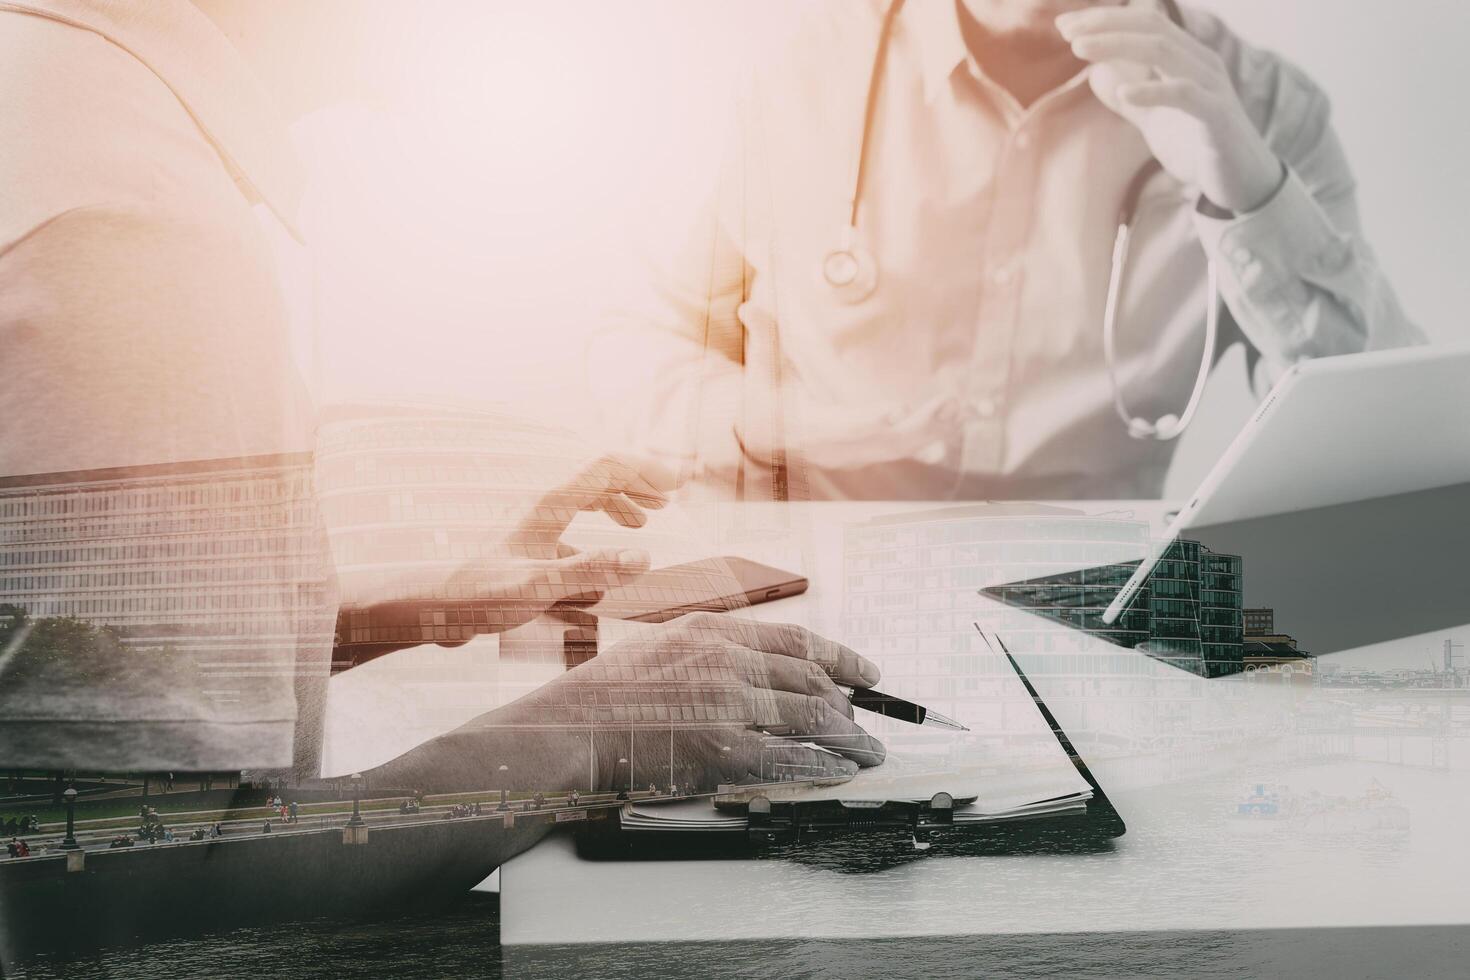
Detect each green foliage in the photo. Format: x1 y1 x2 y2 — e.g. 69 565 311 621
0 610 196 688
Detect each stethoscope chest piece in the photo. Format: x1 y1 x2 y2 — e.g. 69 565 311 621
822 245 878 304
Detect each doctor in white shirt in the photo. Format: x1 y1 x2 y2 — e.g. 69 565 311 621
595 0 1423 501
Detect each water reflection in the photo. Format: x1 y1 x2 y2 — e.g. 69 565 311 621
15 895 1468 980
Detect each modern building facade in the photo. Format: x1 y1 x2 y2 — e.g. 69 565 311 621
980 536 1246 679
0 454 336 770
1199 549 1245 678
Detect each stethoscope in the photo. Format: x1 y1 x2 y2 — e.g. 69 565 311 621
823 0 1219 442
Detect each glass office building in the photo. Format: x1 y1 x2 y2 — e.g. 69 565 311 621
1200 550 1245 677
0 454 336 770
983 538 1246 678
840 504 1247 722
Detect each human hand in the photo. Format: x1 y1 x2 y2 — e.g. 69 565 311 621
336 454 670 654
505 454 669 560
1059 5 1286 215
367 614 886 794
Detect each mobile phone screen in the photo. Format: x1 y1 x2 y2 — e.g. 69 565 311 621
584 557 808 623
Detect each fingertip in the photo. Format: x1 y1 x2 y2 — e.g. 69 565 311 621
1055 10 1086 38
625 478 668 509
608 504 648 529
567 547 648 578
616 547 651 574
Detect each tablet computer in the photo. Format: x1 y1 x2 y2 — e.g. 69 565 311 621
1101 343 1470 654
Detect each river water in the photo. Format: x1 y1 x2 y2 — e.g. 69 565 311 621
8 758 1469 979
10 893 1468 980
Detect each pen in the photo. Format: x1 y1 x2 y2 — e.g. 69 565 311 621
848 688 968 730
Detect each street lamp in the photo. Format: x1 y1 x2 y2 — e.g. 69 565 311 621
497 764 510 811
346 772 365 828
60 786 79 850
617 757 630 793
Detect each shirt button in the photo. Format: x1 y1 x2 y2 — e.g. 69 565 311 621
1014 131 1033 151
1231 246 1252 264
974 398 998 420
991 266 1014 287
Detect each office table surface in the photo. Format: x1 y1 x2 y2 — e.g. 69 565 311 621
324 500 1470 942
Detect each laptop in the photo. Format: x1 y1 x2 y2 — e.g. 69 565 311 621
1097 343 1470 655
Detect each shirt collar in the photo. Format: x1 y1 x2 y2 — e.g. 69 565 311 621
905 0 1160 108
2 0 307 241
903 0 970 106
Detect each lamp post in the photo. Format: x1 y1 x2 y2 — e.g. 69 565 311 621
60 786 79 850
617 757 630 793
346 772 365 828
497 764 510 811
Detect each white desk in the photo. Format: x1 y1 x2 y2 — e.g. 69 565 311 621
499 500 1470 944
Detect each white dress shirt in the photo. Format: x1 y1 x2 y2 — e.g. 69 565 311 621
595 0 1423 501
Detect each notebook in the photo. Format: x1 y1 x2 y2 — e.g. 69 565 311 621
600 633 1122 845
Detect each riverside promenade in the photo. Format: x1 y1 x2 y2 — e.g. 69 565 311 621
0 790 630 966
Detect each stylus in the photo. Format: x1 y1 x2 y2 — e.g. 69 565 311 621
848 688 968 730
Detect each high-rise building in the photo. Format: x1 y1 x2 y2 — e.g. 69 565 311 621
0 454 336 770
980 536 1245 678
1200 550 1245 677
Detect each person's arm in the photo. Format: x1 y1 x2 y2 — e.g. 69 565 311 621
588 203 750 484
0 202 329 774
327 453 668 666
1188 88 1425 389
586 103 753 487
356 613 884 872
1061 6 1425 393
364 614 885 794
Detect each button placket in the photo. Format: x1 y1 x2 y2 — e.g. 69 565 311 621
962 121 1041 473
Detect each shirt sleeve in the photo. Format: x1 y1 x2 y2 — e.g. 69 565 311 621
586 87 757 488
0 206 333 776
587 197 750 483
1191 65 1424 389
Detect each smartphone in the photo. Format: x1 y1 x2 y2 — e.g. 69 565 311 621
584 557 808 623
